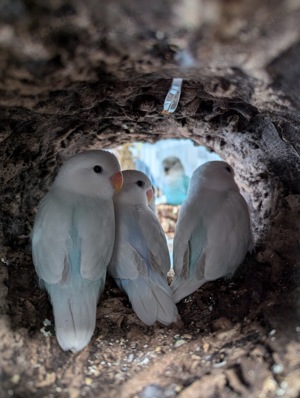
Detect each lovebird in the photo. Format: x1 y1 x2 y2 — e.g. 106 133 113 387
108 170 178 326
171 161 254 303
161 156 190 205
32 150 123 352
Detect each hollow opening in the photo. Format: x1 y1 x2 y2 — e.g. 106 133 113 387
109 139 223 253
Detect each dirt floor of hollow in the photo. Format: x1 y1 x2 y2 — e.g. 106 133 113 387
1 246 300 398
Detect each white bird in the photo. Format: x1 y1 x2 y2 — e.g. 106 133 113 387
161 156 190 205
171 161 254 303
108 170 178 326
32 150 123 352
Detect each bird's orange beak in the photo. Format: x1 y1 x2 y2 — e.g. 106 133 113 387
146 188 153 204
110 171 123 193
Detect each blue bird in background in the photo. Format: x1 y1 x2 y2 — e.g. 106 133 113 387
161 156 190 205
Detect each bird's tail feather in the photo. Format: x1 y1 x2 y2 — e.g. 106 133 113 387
47 279 104 352
117 276 178 326
171 277 206 303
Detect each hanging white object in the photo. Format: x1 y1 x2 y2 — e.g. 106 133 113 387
162 78 183 115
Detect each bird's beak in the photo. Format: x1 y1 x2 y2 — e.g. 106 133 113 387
146 188 153 204
110 171 123 193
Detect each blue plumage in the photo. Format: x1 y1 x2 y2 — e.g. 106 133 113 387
161 156 190 205
162 174 190 205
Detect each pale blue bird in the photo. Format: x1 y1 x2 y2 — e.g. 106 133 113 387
32 150 123 352
108 170 178 326
161 156 190 205
171 161 254 303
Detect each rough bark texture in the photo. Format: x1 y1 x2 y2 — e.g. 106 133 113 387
1 1 300 397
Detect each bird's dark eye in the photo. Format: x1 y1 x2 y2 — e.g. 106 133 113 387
93 165 103 174
225 165 231 173
136 180 145 188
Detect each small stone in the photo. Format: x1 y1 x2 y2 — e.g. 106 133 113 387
87 365 99 376
138 383 177 398
203 342 210 352
174 339 186 348
182 334 192 340
272 364 284 374
127 354 134 363
276 388 287 396
11 374 20 384
139 357 150 365
212 360 227 368
85 377 92 385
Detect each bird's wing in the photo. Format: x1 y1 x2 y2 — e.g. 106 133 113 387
203 190 252 280
173 199 207 280
109 243 141 280
171 200 207 302
111 206 170 278
137 207 171 276
75 198 115 280
32 192 72 284
109 206 177 325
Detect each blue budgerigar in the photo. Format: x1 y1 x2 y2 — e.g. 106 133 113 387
171 161 254 303
161 156 190 205
108 170 178 326
32 150 123 352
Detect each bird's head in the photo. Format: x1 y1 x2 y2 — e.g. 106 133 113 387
162 156 184 176
190 161 239 192
53 150 123 199
114 170 153 206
